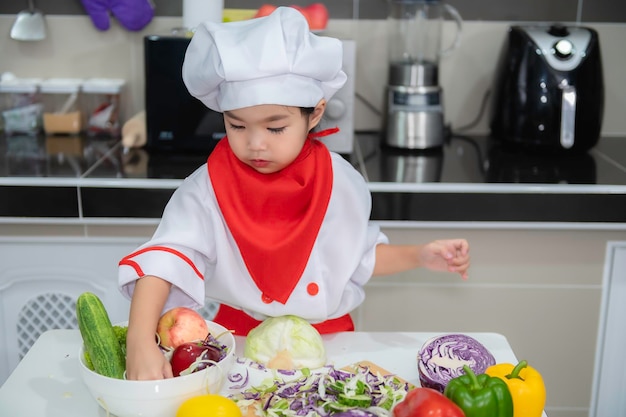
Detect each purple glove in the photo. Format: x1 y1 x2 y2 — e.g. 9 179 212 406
81 0 155 32
81 0 111 31
110 0 155 31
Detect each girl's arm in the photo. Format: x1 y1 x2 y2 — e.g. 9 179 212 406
373 239 470 279
125 275 173 380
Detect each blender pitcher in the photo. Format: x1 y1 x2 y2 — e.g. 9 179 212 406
384 0 462 149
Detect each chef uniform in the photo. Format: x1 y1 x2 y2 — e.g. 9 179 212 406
118 7 388 335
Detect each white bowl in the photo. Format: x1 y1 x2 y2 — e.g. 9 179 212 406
78 320 235 417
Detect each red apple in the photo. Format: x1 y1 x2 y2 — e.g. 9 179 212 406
156 307 209 349
170 339 223 376
300 3 329 31
254 4 278 18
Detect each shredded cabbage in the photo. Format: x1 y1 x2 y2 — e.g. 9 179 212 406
229 363 409 417
244 315 327 370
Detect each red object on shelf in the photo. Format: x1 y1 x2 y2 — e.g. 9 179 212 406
254 3 329 31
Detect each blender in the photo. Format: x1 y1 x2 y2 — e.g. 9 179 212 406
384 0 462 149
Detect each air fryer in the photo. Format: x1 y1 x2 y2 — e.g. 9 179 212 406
489 25 604 153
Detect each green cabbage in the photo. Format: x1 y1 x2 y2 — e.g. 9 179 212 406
244 315 327 369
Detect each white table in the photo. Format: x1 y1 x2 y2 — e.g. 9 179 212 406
0 329 546 416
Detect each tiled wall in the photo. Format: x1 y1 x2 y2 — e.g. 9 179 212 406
2 2 625 135
359 226 622 417
1 0 625 22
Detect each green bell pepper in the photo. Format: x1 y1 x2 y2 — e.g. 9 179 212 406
443 365 514 417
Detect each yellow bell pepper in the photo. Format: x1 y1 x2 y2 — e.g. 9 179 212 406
485 360 546 417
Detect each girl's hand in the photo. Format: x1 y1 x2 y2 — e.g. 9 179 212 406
125 338 173 380
125 274 173 380
419 239 470 279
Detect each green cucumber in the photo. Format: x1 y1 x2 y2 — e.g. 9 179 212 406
76 292 126 379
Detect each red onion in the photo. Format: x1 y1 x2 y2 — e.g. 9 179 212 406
417 334 496 393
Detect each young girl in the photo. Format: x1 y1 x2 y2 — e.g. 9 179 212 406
119 7 470 380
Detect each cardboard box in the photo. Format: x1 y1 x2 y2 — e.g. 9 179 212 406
43 111 82 134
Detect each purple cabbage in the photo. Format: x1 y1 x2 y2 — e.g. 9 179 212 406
227 368 249 390
417 333 496 393
331 411 379 417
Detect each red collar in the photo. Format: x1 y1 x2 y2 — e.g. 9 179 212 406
207 135 333 304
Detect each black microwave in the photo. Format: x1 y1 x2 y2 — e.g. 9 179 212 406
144 34 226 153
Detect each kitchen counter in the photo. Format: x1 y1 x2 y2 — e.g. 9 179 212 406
1 132 626 225
0 329 547 416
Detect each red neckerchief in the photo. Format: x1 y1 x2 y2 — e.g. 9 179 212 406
207 129 337 304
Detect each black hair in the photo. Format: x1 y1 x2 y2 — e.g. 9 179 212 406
300 107 319 133
300 107 315 116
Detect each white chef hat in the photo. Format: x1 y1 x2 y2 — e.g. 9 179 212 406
182 6 347 113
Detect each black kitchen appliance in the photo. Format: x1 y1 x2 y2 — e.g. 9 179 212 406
489 25 604 153
144 34 225 153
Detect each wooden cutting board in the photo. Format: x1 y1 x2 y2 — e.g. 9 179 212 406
342 360 414 388
239 361 413 417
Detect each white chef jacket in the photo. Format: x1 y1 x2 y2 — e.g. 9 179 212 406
118 152 388 323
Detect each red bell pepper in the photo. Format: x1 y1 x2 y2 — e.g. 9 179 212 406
393 387 465 417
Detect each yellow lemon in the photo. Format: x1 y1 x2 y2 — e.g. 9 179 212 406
176 394 242 417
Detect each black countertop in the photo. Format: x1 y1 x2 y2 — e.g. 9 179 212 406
1 132 626 224
360 133 626 185
357 133 626 223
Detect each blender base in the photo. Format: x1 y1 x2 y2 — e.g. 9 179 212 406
384 108 445 150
